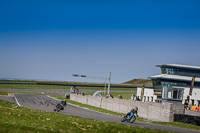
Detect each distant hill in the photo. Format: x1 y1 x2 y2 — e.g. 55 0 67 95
122 79 153 87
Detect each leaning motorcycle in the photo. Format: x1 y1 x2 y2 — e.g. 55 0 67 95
121 112 137 123
54 101 66 112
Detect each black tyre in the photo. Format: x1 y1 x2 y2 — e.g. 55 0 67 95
130 116 136 123
121 117 126 122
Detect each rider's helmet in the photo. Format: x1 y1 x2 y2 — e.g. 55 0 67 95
134 107 138 111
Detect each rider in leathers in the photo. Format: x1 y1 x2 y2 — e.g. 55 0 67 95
125 107 138 118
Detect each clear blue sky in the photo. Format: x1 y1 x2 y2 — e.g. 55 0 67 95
0 0 200 83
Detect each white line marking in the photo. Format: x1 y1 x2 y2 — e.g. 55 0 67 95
13 93 21 106
46 95 61 101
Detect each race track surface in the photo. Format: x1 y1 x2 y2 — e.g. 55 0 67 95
1 94 199 133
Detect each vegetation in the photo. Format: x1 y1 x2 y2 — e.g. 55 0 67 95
84 92 136 99
0 99 172 133
0 84 71 90
0 84 135 91
152 121 200 131
122 79 153 87
0 79 137 88
0 91 7 95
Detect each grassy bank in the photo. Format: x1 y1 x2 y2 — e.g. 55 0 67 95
0 100 171 133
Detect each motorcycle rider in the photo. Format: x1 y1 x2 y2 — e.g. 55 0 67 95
125 107 138 118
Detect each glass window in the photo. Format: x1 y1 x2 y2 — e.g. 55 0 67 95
164 68 179 75
173 89 178 99
198 101 200 107
178 90 183 99
192 100 194 106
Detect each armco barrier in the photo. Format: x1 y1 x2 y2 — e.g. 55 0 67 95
70 94 184 122
174 114 200 126
174 110 200 126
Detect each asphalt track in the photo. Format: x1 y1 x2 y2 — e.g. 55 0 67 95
0 94 200 133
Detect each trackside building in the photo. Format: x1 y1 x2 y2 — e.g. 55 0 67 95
137 64 200 105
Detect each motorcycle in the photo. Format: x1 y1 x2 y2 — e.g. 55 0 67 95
121 112 137 123
54 101 66 112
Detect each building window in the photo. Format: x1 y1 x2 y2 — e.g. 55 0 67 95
164 68 179 75
178 89 183 99
198 101 200 107
191 99 194 106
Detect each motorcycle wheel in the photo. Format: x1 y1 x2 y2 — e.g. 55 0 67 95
121 117 126 122
130 116 136 123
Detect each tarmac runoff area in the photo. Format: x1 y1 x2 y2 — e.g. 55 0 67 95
0 94 199 133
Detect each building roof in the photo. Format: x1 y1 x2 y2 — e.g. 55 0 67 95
156 64 200 70
149 74 200 83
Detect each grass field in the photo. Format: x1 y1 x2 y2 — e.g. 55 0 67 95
84 92 136 99
0 84 135 91
0 91 7 95
0 99 172 133
0 84 71 90
0 79 138 88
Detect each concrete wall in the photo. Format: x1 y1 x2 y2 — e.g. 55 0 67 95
70 94 184 122
185 110 200 117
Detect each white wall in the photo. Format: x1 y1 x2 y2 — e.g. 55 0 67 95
137 87 157 102
182 87 200 106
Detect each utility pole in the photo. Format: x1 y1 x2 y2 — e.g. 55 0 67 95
107 72 111 94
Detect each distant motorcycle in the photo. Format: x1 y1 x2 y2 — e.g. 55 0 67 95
121 112 137 123
54 101 66 112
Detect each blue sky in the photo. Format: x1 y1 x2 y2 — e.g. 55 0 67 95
0 0 200 83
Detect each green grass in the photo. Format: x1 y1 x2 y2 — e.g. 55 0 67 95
0 84 71 90
84 92 136 99
51 95 200 131
0 84 135 91
0 91 7 95
0 100 172 133
152 121 200 131
110 92 136 99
